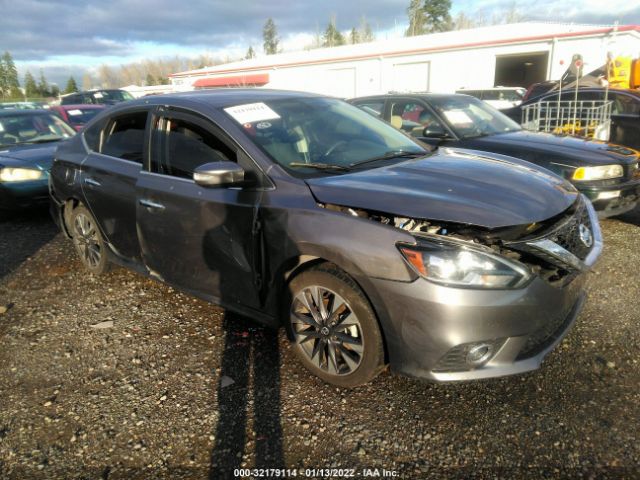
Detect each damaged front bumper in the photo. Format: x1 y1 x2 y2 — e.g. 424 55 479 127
370 195 602 382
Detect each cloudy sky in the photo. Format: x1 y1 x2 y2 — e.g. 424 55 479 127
3 0 640 86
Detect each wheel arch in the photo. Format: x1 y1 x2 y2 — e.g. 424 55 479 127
272 251 391 365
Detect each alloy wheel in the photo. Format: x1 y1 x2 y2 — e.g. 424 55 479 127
291 286 364 376
73 213 102 269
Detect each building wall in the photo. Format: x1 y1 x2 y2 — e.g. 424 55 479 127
171 31 640 97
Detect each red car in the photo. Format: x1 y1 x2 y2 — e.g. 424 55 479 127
49 104 106 131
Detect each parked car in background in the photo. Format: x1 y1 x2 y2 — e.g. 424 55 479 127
502 87 640 150
455 87 526 110
60 89 134 106
0 110 75 208
0 101 46 111
49 104 106 131
51 89 601 387
349 93 640 217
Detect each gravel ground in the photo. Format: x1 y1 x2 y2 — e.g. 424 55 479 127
0 207 639 479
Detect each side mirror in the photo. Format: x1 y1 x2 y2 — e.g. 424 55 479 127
193 161 245 187
422 126 448 139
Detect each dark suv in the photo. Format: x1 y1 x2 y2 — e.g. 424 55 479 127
60 89 134 106
50 89 601 387
350 93 640 217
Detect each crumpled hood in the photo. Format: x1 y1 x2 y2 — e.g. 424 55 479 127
0 143 58 171
306 148 578 229
468 131 639 165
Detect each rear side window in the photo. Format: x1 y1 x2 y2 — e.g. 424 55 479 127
101 112 148 163
151 116 235 179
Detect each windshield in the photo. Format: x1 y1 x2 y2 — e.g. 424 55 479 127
0 113 75 148
429 96 521 139
224 97 427 176
63 107 102 125
94 90 134 103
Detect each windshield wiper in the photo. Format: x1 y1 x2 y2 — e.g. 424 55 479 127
289 162 351 172
349 150 429 168
13 138 62 145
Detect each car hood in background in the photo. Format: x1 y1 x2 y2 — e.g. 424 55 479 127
306 148 578 229
0 143 58 171
465 131 638 165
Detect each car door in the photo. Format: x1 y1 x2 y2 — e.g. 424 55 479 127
80 108 148 261
136 107 263 310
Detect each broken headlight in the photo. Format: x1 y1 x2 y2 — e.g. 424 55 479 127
399 242 530 289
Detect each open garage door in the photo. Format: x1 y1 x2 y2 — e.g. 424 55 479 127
494 52 548 89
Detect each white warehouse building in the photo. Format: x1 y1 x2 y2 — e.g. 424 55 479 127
169 23 640 97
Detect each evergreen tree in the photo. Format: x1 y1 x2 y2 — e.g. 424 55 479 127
146 73 156 86
24 71 38 98
37 69 50 97
1 52 20 98
406 0 424 36
64 76 78 94
0 59 7 98
350 27 360 44
245 46 256 59
406 0 452 36
51 84 60 97
263 18 280 55
423 0 452 32
322 16 345 47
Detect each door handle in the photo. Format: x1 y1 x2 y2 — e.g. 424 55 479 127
84 177 101 187
139 199 165 210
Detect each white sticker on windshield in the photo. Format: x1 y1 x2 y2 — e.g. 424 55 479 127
224 102 280 124
444 110 472 125
67 109 83 116
93 92 103 98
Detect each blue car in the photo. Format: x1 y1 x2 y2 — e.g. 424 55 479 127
0 110 75 209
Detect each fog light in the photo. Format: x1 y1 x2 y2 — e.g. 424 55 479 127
596 190 621 200
466 343 494 366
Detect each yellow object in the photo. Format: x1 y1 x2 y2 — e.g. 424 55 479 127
607 56 632 89
630 59 640 90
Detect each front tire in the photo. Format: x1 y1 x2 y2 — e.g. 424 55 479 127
286 264 385 387
69 204 110 275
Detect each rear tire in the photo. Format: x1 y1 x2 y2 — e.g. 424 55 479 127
69 205 110 275
285 264 385 387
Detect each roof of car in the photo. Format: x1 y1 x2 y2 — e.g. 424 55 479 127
54 104 106 109
128 88 323 109
349 92 468 101
0 109 54 117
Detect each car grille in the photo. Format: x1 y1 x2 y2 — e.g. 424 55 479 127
545 199 592 261
506 197 594 279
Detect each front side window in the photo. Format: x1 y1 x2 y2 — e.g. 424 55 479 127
101 111 147 162
0 113 75 148
224 97 426 177
151 116 235 179
390 101 445 137
428 96 521 139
